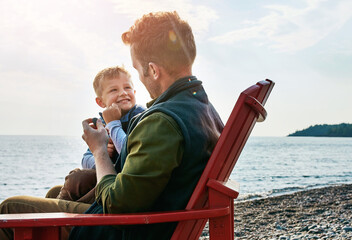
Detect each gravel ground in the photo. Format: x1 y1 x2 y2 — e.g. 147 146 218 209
200 184 352 240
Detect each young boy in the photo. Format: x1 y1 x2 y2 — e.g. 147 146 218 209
50 66 145 203
82 66 145 169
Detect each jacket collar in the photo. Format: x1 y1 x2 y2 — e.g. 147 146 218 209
147 76 201 108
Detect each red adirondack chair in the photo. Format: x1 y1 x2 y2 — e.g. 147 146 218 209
0 79 274 240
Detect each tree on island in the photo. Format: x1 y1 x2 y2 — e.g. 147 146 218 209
288 123 352 137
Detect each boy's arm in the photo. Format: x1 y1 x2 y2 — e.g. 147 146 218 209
106 120 126 154
81 149 96 169
103 104 144 154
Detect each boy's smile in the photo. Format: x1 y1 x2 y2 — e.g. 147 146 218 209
117 99 130 104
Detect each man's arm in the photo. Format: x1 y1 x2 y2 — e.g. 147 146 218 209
82 118 116 182
95 112 184 214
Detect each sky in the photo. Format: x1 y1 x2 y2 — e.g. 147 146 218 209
0 0 351 137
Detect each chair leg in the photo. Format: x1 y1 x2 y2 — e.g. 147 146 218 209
208 188 234 240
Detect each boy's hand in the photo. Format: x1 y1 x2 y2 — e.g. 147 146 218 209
102 103 122 124
107 138 116 159
82 118 109 154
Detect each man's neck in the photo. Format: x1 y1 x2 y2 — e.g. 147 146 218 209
160 68 192 94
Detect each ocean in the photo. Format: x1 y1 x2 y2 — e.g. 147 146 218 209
0 135 351 202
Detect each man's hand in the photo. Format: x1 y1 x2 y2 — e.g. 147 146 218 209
102 103 122 124
82 118 109 154
82 118 117 182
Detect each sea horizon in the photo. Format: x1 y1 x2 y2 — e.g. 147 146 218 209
0 135 351 202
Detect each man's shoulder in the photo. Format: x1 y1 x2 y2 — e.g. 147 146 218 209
139 111 178 126
133 111 182 136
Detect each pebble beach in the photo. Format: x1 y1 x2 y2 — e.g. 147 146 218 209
200 184 352 240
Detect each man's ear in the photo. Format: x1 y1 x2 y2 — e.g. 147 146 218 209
148 62 160 80
95 97 106 108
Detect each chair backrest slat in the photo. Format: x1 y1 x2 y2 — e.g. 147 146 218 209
171 80 274 240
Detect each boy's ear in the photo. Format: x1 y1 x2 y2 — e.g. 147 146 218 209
95 97 106 108
148 62 160 80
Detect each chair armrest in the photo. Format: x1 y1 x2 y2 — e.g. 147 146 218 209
207 179 240 199
0 207 230 228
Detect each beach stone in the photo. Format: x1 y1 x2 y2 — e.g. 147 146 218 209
308 224 317 230
276 223 286 230
299 226 309 232
308 228 325 234
341 233 348 238
308 236 319 239
200 231 208 236
343 227 352 232
234 231 242 237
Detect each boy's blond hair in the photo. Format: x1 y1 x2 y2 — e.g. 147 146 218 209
93 66 132 97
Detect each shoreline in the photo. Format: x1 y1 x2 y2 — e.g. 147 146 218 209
200 183 352 239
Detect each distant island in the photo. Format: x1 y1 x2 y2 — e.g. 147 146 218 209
288 123 352 137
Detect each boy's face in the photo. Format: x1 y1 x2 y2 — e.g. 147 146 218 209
96 74 136 113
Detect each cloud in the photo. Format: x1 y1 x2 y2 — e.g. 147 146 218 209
0 0 128 86
108 0 218 35
210 0 352 52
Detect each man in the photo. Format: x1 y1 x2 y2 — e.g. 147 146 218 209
71 11 224 240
